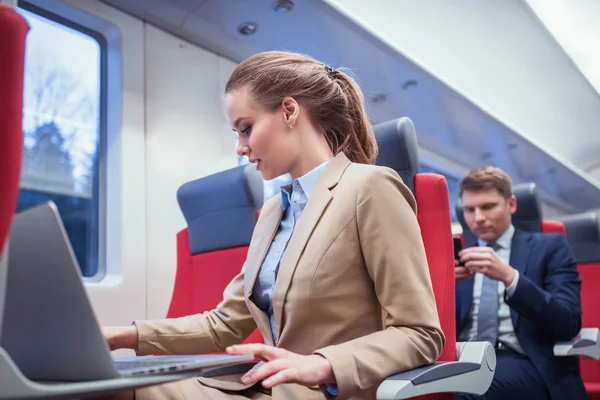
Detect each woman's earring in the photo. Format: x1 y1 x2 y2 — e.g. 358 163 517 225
288 123 294 129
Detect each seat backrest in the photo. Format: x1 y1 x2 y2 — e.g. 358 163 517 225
168 164 264 344
374 118 418 194
0 4 27 261
510 183 570 237
374 117 457 372
559 213 600 265
558 212 600 386
0 4 28 338
541 220 567 235
511 183 543 232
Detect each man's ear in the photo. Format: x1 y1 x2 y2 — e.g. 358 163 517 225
281 97 299 127
508 194 517 215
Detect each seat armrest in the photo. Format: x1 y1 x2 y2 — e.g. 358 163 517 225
376 342 496 400
553 328 600 360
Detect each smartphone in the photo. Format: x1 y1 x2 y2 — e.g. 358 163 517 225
453 236 464 265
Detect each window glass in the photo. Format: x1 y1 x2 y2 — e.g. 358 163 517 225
16 5 104 277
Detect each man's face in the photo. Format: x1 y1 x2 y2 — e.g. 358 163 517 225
461 189 517 242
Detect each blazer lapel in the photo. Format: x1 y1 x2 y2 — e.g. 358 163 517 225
508 229 533 328
242 201 284 345
272 153 351 341
244 203 284 299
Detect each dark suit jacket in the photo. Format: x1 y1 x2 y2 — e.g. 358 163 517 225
456 229 586 400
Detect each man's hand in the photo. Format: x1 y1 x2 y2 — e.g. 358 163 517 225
459 247 516 286
226 344 335 389
455 259 473 283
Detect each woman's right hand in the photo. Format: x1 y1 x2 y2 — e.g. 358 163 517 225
102 325 139 351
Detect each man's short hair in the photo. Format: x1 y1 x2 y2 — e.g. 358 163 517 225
459 166 513 199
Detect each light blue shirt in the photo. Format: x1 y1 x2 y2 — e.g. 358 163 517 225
263 173 293 203
252 159 331 343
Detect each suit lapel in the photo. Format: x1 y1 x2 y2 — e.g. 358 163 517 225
272 153 351 341
508 229 533 328
456 274 475 333
509 229 532 276
244 203 284 299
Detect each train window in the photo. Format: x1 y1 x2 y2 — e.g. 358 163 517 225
16 3 106 277
420 164 460 223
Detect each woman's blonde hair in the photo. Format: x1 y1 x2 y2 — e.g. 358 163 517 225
225 51 378 165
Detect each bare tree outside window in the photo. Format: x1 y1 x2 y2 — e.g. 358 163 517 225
22 51 98 197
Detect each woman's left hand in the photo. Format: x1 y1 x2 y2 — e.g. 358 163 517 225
226 343 335 388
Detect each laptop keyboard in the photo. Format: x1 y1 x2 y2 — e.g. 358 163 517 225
114 360 186 372
114 356 211 375
112 354 255 376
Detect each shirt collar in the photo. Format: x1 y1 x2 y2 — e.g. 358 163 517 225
280 158 332 210
477 224 515 250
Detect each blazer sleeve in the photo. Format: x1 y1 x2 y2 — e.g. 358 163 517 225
135 264 257 356
506 234 582 341
314 167 445 399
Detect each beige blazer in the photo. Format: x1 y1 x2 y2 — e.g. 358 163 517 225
136 152 444 400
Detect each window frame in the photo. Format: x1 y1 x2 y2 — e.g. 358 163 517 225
18 0 108 280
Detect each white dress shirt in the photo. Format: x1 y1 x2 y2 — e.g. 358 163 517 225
458 224 524 354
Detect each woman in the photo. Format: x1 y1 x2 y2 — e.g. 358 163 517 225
104 50 444 400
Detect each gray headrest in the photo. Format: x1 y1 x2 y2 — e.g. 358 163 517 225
512 183 542 232
177 164 263 254
558 212 600 264
373 117 418 194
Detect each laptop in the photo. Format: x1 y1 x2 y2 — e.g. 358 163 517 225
0 202 254 398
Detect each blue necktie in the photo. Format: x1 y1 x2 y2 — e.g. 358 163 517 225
477 243 500 345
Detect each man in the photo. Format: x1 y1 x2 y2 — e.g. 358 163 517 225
455 166 586 400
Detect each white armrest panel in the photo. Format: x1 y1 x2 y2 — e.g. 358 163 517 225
377 342 496 400
554 328 600 360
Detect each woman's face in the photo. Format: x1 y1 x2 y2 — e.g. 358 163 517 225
226 86 298 181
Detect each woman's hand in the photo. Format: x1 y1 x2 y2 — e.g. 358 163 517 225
226 343 335 389
102 325 138 351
